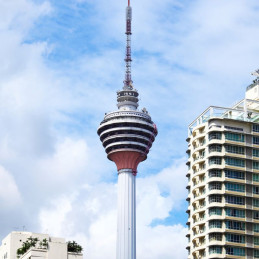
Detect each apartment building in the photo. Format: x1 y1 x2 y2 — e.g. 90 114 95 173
0 231 83 259
186 73 259 258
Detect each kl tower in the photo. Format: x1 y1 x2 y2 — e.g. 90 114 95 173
97 1 157 258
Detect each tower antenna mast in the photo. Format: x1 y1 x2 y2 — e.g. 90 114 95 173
124 0 133 89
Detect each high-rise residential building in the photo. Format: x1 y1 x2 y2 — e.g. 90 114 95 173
186 71 259 258
0 231 83 259
97 1 157 259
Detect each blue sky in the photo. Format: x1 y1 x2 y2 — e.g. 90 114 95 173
0 0 259 258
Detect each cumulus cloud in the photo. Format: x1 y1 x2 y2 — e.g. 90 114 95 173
0 165 21 208
1 0 259 258
38 160 188 258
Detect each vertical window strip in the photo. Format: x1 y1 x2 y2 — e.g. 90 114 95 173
225 170 244 179
225 208 245 218
225 183 245 192
225 132 244 142
225 145 244 154
225 157 245 167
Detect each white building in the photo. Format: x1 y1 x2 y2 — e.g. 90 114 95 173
0 232 83 259
186 71 259 258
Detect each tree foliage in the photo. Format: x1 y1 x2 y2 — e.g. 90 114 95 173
67 241 83 254
16 237 48 258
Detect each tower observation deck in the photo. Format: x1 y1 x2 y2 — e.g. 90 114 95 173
97 1 157 259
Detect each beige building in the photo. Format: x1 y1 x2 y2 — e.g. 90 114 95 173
0 231 83 259
186 72 259 258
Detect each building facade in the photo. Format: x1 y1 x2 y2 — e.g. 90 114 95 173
186 74 259 258
0 231 83 259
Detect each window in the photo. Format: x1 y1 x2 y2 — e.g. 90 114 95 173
225 183 245 192
254 149 259 157
209 157 222 165
209 182 222 190
254 174 259 182
254 211 259 220
209 170 222 178
225 132 244 142
255 249 259 258
255 224 259 233
255 237 259 246
253 124 259 132
226 246 245 256
209 220 222 229
254 186 259 195
225 195 245 205
254 136 259 145
226 234 245 243
225 170 244 179
225 145 245 154
226 220 245 230
209 132 222 140
225 157 245 167
254 161 259 170
209 233 222 241
254 199 259 207
225 208 245 218
209 246 222 254
209 208 222 216
209 144 222 153
209 195 222 203
225 126 243 131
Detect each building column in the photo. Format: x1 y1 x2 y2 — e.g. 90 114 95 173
117 168 136 259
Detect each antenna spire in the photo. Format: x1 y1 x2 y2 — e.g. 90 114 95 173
124 1 133 90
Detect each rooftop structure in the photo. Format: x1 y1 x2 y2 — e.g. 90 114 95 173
186 71 259 258
0 231 83 259
97 1 157 259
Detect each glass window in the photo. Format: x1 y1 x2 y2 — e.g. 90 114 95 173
209 220 222 229
209 157 222 165
209 132 222 140
254 161 259 170
225 132 244 142
254 237 259 246
209 170 222 178
209 182 222 190
225 183 245 192
226 246 245 256
255 249 259 258
209 208 222 216
226 234 245 243
209 144 222 153
209 233 222 241
225 170 245 179
225 145 244 154
225 208 245 218
253 124 259 132
254 149 259 157
254 211 259 220
254 199 259 207
225 157 245 167
254 186 259 195
254 174 259 182
226 220 245 230
254 136 259 145
225 195 245 205
209 195 222 203
209 246 222 254
255 224 259 232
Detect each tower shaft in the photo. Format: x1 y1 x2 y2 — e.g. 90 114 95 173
117 169 136 259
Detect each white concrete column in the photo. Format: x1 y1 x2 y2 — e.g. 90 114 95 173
117 168 136 259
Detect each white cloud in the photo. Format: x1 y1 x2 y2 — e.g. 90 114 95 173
38 160 188 258
0 165 21 208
